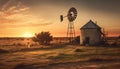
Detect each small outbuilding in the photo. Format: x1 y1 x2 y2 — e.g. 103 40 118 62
80 20 102 45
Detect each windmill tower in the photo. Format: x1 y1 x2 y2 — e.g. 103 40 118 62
60 7 77 43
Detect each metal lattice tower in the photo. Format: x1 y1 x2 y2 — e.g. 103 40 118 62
67 22 75 42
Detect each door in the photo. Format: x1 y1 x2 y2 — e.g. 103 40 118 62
85 37 90 44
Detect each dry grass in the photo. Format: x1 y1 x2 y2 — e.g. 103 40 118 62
0 45 120 69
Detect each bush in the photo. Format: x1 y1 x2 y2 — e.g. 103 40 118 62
74 36 80 44
32 31 53 45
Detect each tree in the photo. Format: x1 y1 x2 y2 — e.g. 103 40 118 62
32 32 53 45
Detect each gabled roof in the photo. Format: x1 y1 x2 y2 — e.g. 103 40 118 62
80 20 101 29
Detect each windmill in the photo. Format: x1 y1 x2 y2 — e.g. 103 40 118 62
60 7 77 43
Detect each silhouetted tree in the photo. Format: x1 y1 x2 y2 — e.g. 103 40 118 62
32 32 53 45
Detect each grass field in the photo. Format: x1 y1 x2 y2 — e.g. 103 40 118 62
0 45 120 69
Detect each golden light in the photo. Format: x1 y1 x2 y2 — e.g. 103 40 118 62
22 32 34 37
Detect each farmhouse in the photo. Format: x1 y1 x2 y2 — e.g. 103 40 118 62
80 20 103 45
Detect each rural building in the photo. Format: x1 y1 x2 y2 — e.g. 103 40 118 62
80 20 102 45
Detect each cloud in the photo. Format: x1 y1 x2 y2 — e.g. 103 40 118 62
0 1 29 23
0 0 9 9
0 0 52 29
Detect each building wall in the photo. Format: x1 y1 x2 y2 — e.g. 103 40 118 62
80 29 101 45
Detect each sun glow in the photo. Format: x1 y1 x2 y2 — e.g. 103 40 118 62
22 32 34 37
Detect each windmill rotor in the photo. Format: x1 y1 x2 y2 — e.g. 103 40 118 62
67 7 77 22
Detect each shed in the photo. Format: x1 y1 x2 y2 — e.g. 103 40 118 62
80 20 102 45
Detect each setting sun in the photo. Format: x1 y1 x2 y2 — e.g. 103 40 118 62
22 32 34 37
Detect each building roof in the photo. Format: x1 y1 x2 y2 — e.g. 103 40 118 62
80 20 101 29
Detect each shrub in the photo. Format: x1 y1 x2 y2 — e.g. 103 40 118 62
74 36 80 44
32 31 53 45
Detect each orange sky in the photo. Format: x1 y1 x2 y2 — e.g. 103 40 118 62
0 0 120 37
